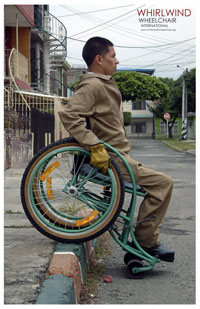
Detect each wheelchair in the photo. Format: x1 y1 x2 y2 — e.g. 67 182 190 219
21 137 160 278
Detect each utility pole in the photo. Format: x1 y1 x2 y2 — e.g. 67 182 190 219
174 65 188 140
180 74 188 140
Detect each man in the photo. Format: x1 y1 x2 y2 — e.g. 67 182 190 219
58 36 175 262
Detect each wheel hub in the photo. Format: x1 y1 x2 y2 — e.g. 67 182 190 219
68 186 78 196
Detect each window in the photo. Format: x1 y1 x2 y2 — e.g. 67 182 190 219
132 101 146 110
131 122 146 133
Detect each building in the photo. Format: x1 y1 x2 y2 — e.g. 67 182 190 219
123 99 156 138
118 68 156 138
4 5 71 168
4 5 35 90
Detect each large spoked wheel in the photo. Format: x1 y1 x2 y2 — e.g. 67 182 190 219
21 138 124 243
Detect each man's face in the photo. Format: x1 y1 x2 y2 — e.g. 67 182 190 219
101 46 119 75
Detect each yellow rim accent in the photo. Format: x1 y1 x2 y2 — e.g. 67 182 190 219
46 177 54 200
40 161 60 181
75 210 99 227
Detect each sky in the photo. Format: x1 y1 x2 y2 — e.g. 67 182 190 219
49 0 196 80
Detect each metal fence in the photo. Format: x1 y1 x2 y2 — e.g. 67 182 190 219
4 87 55 153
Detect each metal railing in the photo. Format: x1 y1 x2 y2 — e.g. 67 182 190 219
34 6 67 60
4 86 55 117
5 48 72 97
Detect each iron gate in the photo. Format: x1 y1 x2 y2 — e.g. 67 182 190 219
31 108 54 155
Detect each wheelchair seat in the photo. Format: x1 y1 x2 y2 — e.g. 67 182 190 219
79 163 146 194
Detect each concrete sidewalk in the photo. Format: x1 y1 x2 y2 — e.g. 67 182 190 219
4 167 97 304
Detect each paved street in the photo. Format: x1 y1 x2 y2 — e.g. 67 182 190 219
4 138 195 304
94 138 196 304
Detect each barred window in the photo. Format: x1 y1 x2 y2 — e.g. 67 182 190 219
132 122 146 133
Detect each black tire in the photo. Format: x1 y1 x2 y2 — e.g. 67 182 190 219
126 259 144 279
21 137 124 243
124 252 142 265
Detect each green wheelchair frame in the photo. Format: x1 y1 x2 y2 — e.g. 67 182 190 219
21 137 160 278
104 141 160 278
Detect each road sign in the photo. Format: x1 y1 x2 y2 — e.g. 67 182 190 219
164 113 170 120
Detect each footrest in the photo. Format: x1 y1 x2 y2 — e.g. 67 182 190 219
124 182 146 194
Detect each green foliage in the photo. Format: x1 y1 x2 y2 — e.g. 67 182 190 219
123 111 132 126
149 68 196 138
152 68 196 122
113 71 169 101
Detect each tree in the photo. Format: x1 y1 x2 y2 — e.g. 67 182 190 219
113 71 169 101
148 68 196 138
123 111 132 126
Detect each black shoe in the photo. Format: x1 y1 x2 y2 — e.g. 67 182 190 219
142 244 175 262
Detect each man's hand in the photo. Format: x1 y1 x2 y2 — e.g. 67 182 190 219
90 144 110 174
61 97 69 105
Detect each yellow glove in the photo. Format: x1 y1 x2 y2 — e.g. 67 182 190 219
90 144 110 174
61 97 69 105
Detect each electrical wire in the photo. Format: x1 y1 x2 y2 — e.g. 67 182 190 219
54 3 196 71
50 2 195 74
139 45 195 68
59 4 194 49
67 36 195 49
66 39 195 69
61 3 186 50
119 47 195 63
51 5 195 77
60 4 176 47
68 4 146 38
57 3 137 17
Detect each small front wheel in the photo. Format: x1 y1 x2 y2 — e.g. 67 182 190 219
126 259 145 279
124 252 143 265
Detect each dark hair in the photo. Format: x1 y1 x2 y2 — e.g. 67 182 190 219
82 36 113 67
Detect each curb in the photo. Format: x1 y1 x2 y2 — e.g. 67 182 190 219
161 140 195 156
36 239 98 304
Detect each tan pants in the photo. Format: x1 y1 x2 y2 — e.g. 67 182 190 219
111 153 174 248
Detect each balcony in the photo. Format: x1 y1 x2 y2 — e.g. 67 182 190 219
5 48 30 89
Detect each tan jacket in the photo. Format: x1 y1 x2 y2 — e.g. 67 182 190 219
58 73 131 155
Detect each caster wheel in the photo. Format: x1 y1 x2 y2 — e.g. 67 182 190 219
124 252 142 265
126 259 144 279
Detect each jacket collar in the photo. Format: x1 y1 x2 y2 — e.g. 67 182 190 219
80 73 112 81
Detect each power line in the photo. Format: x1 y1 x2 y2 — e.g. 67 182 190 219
72 7 180 47
55 4 194 52
119 47 195 63
68 4 146 38
155 62 195 74
67 36 195 49
140 45 195 68
52 4 195 76
58 4 137 17
67 4 169 46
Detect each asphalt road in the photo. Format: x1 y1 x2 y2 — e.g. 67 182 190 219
94 138 195 305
